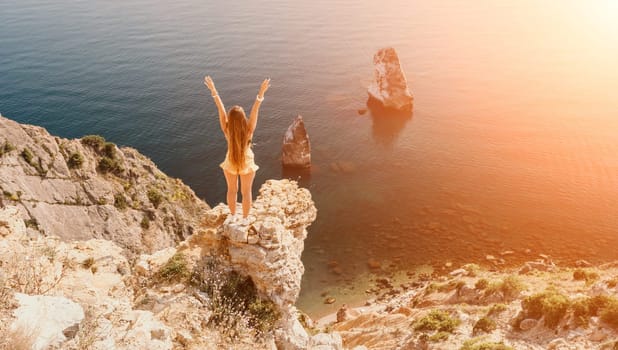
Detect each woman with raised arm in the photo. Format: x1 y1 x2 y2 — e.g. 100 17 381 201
204 76 271 219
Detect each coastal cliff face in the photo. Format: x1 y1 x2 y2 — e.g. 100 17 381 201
0 114 209 254
0 115 332 349
0 179 324 349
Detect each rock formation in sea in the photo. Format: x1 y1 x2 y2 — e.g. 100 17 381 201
367 47 413 112
0 114 209 255
281 115 311 168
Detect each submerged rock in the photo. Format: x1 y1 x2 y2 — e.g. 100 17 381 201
367 47 413 112
282 115 311 168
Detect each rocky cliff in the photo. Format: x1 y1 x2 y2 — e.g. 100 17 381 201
0 114 209 254
0 115 346 349
0 178 337 349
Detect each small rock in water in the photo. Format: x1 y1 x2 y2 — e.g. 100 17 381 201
357 108 367 115
575 259 592 267
444 262 453 268
500 250 514 256
336 304 349 322
486 255 496 261
367 47 413 111
281 115 311 168
324 297 336 304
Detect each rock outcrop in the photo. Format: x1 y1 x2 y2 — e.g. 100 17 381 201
281 115 311 168
367 47 413 112
0 114 209 255
188 179 318 349
0 178 320 349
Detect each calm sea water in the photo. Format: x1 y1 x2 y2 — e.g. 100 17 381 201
2 0 618 317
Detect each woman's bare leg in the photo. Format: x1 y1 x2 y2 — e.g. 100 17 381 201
223 169 238 215
240 171 256 218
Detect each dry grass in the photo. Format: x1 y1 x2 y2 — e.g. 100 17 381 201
2 242 68 295
0 325 38 350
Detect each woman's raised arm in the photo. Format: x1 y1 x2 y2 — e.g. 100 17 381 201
248 78 271 135
204 76 228 135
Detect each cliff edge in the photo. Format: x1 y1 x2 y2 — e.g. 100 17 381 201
0 114 209 254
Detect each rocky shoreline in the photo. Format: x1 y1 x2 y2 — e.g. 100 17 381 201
312 259 618 349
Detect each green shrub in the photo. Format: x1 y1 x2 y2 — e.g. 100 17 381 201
141 216 150 229
21 148 33 164
473 317 496 335
587 295 614 316
102 142 116 158
487 303 507 316
67 152 83 169
114 194 128 210
460 337 514 350
2 190 19 202
475 279 489 290
413 309 460 333
486 276 524 300
33 158 47 176
155 252 190 282
572 297 591 327
24 218 39 230
520 288 570 328
82 257 95 269
147 189 163 208
429 331 450 342
81 135 106 151
573 269 600 284
98 157 123 175
600 299 618 328
0 140 16 157
191 257 281 337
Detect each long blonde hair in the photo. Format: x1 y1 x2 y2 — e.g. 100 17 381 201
226 106 250 172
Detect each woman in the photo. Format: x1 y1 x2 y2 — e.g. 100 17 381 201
204 75 270 219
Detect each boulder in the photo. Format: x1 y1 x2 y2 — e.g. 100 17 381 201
367 47 413 112
11 293 85 350
282 115 311 168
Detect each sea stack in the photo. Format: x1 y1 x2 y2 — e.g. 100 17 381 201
367 47 413 112
282 115 311 168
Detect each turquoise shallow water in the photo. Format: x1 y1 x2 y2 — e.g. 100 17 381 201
2 0 618 316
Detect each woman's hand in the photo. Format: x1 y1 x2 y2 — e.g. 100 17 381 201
258 78 271 99
204 75 218 96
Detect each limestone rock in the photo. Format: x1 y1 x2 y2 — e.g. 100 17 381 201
367 47 413 112
309 332 343 350
11 293 85 350
0 114 209 255
519 318 538 331
196 179 317 349
282 115 311 168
